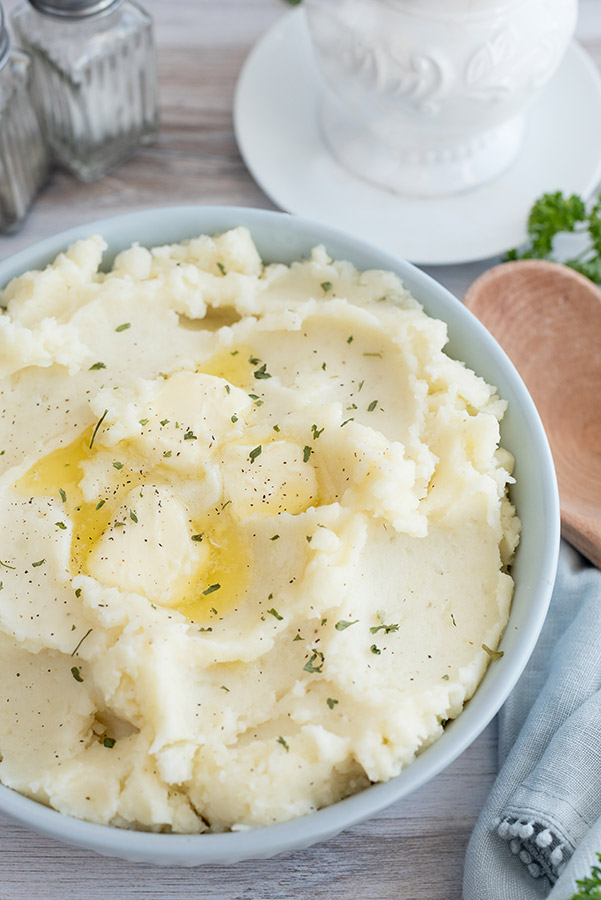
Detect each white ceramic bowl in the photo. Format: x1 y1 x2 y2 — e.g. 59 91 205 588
0 206 560 865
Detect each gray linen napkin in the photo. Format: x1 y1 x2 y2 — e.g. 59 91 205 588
464 542 601 900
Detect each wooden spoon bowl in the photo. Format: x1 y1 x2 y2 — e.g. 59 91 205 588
464 259 601 567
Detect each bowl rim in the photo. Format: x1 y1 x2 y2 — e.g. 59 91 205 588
0 205 560 865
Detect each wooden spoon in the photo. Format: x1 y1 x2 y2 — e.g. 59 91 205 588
464 259 601 568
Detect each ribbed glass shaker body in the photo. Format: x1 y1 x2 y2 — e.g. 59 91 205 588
0 48 49 232
12 0 158 182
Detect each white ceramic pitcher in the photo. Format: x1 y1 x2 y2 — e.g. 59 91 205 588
305 0 577 197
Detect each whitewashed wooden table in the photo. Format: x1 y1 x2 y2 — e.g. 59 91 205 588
0 2 599 898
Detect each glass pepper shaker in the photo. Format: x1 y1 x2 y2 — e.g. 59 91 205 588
0 4 49 232
11 0 159 182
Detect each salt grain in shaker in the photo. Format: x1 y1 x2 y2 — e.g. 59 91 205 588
12 0 159 182
0 4 48 232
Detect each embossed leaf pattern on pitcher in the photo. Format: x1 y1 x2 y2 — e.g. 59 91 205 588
465 27 518 100
465 26 562 102
323 20 444 117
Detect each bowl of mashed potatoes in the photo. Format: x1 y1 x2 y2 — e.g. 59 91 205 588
0 207 559 865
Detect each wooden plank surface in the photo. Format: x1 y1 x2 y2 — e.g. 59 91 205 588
0 2 599 897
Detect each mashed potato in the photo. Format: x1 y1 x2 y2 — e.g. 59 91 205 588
0 228 519 832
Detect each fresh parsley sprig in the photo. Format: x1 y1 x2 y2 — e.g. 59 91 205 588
569 852 601 898
506 190 601 283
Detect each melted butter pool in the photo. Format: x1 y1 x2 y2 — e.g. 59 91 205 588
14 428 125 574
197 345 254 388
14 427 250 624
173 511 250 624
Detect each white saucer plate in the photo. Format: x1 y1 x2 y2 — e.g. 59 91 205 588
234 9 601 266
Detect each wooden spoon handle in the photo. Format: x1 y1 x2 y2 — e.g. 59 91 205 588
562 508 601 569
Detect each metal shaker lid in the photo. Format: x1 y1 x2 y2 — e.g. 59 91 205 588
0 5 10 71
26 0 124 18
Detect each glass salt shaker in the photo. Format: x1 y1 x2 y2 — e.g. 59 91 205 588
11 0 159 182
0 5 48 232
